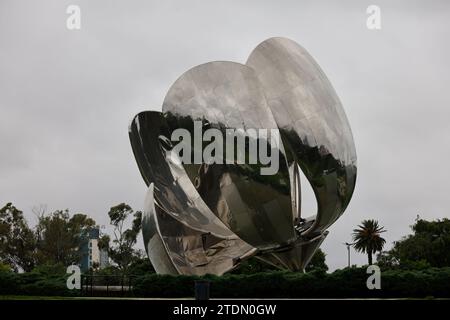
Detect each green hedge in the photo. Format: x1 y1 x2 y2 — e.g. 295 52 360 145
133 268 450 298
0 265 76 297
1 267 450 298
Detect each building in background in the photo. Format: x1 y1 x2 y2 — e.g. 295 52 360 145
79 227 109 272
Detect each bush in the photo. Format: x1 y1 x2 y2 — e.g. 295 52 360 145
1 266 450 298
0 263 11 273
0 264 75 297
133 274 197 297
0 268 19 295
133 267 450 298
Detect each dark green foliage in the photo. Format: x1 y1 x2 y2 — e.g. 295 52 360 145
1 202 98 271
127 256 156 275
35 210 96 266
133 274 197 297
0 267 19 295
88 257 155 285
0 264 75 297
133 267 450 298
387 219 450 269
353 219 386 265
0 203 36 272
99 203 142 273
305 248 328 272
230 257 278 274
1 264 450 298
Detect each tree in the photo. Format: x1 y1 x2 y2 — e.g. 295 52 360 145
352 219 386 265
378 218 450 268
99 203 142 274
0 203 36 272
35 209 96 266
127 250 155 275
306 248 328 272
231 257 278 274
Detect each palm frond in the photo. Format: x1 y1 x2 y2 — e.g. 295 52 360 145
352 219 387 254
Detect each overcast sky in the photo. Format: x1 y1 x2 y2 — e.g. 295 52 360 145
1 0 449 271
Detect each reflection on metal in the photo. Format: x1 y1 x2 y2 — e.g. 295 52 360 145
129 37 357 275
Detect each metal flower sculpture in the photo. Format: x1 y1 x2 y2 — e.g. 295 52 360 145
129 37 357 275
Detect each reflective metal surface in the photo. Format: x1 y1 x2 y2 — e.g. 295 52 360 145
129 37 357 275
162 62 294 250
246 38 357 237
130 111 255 275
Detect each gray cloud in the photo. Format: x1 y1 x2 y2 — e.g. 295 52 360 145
1 0 449 270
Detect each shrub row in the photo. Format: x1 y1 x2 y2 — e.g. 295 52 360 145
0 266 76 297
132 268 450 298
1 267 450 298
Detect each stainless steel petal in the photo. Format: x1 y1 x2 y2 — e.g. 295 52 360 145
130 111 256 275
143 183 257 275
247 37 357 237
142 183 179 275
258 232 328 272
162 61 296 250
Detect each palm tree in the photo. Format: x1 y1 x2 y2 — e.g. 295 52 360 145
352 220 386 265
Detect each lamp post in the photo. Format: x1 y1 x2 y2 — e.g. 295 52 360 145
343 242 354 268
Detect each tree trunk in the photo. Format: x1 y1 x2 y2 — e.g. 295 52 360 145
368 252 373 265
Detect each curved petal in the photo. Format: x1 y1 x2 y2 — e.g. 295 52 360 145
247 37 357 237
162 61 295 249
130 111 255 275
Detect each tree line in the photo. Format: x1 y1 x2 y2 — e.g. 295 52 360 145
0 202 151 274
1 201 450 274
